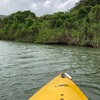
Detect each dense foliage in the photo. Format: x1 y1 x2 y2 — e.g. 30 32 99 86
0 0 100 47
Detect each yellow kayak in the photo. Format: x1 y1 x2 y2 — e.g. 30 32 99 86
29 72 88 100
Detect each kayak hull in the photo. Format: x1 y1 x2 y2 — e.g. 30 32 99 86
29 73 88 100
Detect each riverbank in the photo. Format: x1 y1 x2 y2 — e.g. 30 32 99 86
0 0 100 48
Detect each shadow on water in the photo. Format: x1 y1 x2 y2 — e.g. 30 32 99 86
0 40 100 100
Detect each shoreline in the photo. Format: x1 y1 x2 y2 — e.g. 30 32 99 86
0 39 99 48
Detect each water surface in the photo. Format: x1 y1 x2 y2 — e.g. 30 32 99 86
0 40 100 100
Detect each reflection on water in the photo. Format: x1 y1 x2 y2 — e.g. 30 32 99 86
0 40 100 100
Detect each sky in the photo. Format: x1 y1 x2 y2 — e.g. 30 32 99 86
0 0 80 16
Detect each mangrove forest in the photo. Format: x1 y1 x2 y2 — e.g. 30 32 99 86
0 0 100 48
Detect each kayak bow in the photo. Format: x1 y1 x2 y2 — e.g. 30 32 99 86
29 72 88 100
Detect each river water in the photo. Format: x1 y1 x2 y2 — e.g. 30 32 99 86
0 40 100 100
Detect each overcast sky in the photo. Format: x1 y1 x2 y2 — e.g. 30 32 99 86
0 0 80 16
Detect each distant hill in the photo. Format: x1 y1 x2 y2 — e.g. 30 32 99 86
0 15 7 19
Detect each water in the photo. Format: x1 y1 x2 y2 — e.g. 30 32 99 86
0 40 100 100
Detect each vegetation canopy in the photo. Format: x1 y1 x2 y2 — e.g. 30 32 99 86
0 0 100 48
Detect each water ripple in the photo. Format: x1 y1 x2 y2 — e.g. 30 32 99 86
0 41 100 100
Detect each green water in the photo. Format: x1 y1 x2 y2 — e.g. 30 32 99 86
0 40 100 100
